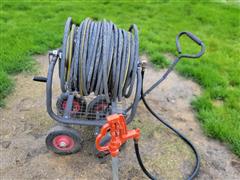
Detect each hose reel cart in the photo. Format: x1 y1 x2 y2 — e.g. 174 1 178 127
33 17 205 179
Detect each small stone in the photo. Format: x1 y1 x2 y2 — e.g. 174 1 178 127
1 141 11 148
26 152 32 157
206 150 213 155
178 116 186 122
231 160 240 169
166 97 175 103
211 160 225 171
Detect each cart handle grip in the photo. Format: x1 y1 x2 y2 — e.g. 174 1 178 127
33 76 47 83
176 31 205 59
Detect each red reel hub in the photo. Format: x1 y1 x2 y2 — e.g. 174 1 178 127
56 93 86 116
62 100 81 113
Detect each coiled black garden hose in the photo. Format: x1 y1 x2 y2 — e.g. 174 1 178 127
60 17 139 102
59 17 201 179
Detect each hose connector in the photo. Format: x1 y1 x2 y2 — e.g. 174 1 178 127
95 114 140 157
141 61 147 72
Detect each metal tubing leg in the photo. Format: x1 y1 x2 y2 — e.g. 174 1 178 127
112 157 119 180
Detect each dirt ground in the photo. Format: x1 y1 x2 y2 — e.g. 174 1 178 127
0 54 239 180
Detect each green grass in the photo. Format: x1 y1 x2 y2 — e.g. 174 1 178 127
0 1 239 156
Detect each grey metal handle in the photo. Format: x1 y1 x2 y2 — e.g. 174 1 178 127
176 31 205 59
33 76 47 83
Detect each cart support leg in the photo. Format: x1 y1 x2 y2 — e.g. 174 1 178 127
112 156 119 180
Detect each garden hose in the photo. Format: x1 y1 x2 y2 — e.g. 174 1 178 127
59 17 139 102
59 17 201 179
66 24 76 80
133 68 200 180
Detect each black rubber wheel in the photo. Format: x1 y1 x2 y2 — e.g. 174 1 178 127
46 125 82 155
56 93 86 116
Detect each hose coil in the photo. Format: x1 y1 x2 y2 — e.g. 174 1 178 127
60 17 139 102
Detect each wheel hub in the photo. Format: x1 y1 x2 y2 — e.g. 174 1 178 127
52 135 75 151
59 141 67 147
62 100 81 113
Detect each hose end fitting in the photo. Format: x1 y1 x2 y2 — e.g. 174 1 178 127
141 61 147 72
